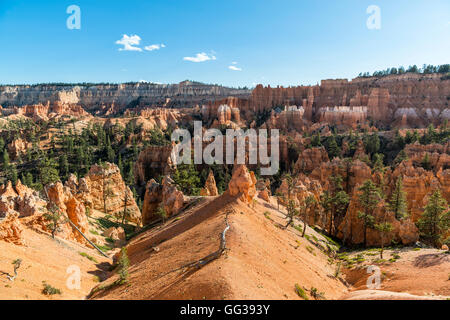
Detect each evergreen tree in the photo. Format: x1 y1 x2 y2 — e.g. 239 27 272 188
101 167 114 216
357 180 382 247
326 135 341 159
118 154 124 176
363 134 380 156
394 150 408 166
394 131 405 149
2 148 10 169
375 222 393 259
421 153 431 170
417 190 449 247
389 177 408 220
125 162 135 186
284 199 299 229
301 195 317 237
7 165 18 186
322 175 349 236
282 173 295 200
44 204 66 239
59 154 69 181
117 247 130 284
22 172 34 188
310 133 322 147
156 204 168 224
38 157 60 187
320 190 332 232
106 136 115 163
172 164 202 195
121 191 132 225
372 153 384 172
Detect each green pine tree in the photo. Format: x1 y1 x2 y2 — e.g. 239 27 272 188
117 247 130 284
389 177 408 220
172 164 201 195
417 190 449 247
326 135 341 159
372 153 385 172
39 157 60 187
6 164 18 186
44 204 66 239
2 149 10 169
421 153 431 171
284 199 299 229
357 180 382 247
375 222 393 259
59 154 69 181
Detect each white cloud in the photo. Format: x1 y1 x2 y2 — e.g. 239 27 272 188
229 65 242 71
183 52 216 63
144 43 166 51
231 61 238 65
115 34 143 52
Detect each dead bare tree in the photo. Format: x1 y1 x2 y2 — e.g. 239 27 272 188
1 259 22 281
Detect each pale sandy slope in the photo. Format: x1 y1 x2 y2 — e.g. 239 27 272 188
341 247 450 300
0 227 109 300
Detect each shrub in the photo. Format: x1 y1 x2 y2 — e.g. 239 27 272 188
294 284 309 300
263 211 272 221
306 246 316 256
391 253 401 260
42 282 62 295
79 252 98 263
334 262 342 278
310 287 326 300
117 247 130 284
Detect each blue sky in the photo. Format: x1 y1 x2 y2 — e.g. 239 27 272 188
0 0 449 87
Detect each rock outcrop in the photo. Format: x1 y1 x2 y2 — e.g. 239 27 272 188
7 139 30 160
45 182 90 243
337 194 419 246
70 163 142 226
0 180 45 218
287 147 450 246
295 147 330 173
200 171 219 196
134 145 174 185
403 142 450 172
226 165 257 203
0 213 24 245
103 226 126 246
0 180 48 245
141 176 187 225
162 176 186 216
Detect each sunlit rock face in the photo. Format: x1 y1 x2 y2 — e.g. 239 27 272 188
224 73 450 130
226 165 257 203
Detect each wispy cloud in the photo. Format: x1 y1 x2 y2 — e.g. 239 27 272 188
229 62 242 71
183 52 216 63
145 43 166 51
115 34 143 51
228 65 242 71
